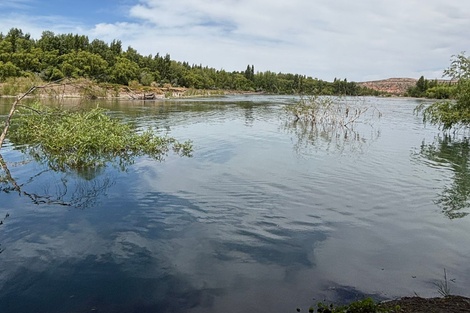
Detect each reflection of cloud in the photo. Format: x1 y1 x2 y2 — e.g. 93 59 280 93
312 224 461 299
2 163 336 312
1 162 116 208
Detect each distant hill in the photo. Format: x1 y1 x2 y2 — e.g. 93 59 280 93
358 78 458 96
357 78 417 95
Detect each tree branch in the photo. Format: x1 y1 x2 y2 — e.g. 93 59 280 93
0 78 68 151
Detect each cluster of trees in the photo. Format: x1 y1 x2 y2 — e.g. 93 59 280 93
406 75 457 99
0 28 380 95
419 52 470 130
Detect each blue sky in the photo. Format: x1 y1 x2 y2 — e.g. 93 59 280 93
1 0 470 81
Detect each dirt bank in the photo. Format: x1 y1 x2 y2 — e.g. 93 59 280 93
379 295 470 313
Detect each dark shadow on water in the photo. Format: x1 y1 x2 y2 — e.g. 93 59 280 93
312 284 387 307
0 254 224 313
417 134 470 219
0 153 116 208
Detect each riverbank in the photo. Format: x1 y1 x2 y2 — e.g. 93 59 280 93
0 78 264 100
378 295 470 313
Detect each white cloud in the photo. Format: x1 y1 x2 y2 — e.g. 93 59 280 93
0 13 86 39
0 0 32 10
1 0 470 81
108 0 470 80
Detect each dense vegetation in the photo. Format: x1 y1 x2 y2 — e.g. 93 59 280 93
406 75 457 99
0 28 379 96
7 103 193 171
417 53 470 130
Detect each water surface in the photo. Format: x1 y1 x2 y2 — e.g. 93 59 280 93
0 95 469 312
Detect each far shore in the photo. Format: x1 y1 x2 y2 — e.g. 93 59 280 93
0 81 268 101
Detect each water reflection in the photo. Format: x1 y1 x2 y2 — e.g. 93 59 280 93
282 97 382 155
0 153 115 208
2 96 470 311
283 119 381 155
0 250 223 313
418 135 470 219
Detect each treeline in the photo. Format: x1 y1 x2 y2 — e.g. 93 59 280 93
406 75 457 99
0 28 380 95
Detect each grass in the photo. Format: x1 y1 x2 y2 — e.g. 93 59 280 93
434 268 452 297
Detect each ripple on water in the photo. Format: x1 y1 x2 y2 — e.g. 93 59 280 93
1 96 470 312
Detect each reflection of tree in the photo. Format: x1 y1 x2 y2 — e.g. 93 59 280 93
283 119 381 155
283 96 381 155
0 153 114 209
419 135 470 219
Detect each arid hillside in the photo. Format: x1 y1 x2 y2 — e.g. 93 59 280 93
358 78 417 95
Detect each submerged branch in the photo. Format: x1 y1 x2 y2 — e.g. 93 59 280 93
0 153 21 193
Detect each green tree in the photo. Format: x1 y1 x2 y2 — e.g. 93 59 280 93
244 64 254 81
109 56 139 85
418 53 470 130
416 75 427 93
425 85 456 99
0 61 20 80
37 31 60 52
60 50 108 79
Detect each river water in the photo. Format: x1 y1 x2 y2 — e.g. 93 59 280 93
0 95 469 312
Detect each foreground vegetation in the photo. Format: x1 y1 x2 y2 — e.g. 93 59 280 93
416 52 470 130
0 28 381 96
7 102 192 171
298 294 470 313
299 298 399 313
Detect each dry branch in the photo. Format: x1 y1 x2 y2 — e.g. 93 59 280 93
0 78 67 151
0 86 37 150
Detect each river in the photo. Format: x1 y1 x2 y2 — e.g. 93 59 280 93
0 95 469 312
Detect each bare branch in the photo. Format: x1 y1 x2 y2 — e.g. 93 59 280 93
0 78 69 150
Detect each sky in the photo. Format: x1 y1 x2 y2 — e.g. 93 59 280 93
0 0 469 82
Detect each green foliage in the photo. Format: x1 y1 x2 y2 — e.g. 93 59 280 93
417 81 470 131
109 56 140 85
417 53 470 130
7 103 192 171
418 135 470 219
60 50 108 79
444 52 470 80
0 27 379 95
0 61 20 81
407 76 454 99
425 85 456 99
